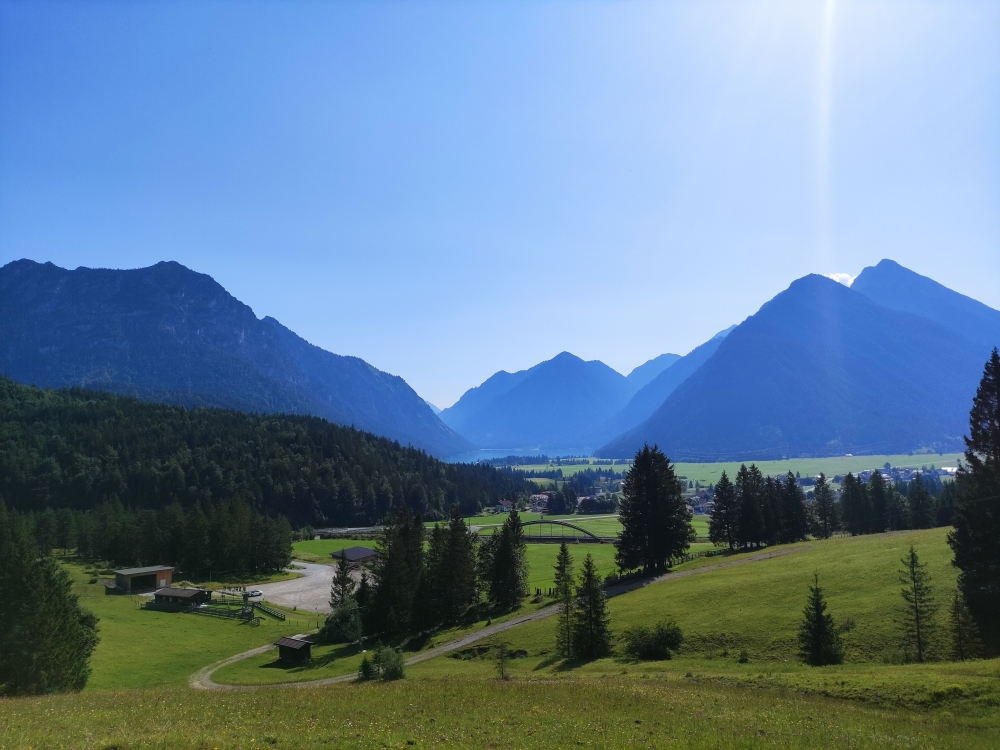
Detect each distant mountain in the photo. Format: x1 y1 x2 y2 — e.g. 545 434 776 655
424 400 443 415
440 352 631 451
852 259 1000 355
625 353 681 394
0 259 471 458
590 326 734 445
600 273 989 459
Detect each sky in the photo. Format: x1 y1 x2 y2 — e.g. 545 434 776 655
1 1 998 408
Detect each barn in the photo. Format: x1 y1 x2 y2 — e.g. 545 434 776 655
275 636 312 664
331 546 376 567
114 565 174 592
152 587 212 606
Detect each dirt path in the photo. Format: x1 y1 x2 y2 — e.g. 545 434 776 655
255 561 334 614
190 544 807 691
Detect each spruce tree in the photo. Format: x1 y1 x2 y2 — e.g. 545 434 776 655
868 470 889 533
572 553 612 658
489 508 527 611
797 573 843 666
813 473 837 539
907 473 935 530
735 464 766 548
553 542 575 658
367 505 424 635
0 504 100 695
709 471 738 550
780 472 810 544
443 506 478 622
840 473 871 535
899 545 937 662
949 590 983 661
615 445 694 573
330 551 356 608
950 349 1000 654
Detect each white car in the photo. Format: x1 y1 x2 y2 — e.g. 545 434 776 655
248 589 264 598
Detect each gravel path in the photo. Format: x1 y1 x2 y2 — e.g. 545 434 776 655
256 562 334 614
190 545 807 691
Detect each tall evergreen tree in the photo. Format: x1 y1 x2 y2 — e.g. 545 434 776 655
885 483 908 531
780 472 810 544
797 573 843 666
330 551 356 608
898 545 937 663
0 504 100 695
761 476 783 545
839 473 871 535
949 590 983 662
813 473 837 539
735 464 766 548
950 349 1000 654
867 470 889 533
615 445 694 573
907 473 935 530
572 553 612 658
553 542 575 658
488 508 528 611
709 471 738 550
367 505 424 635
442 506 478 622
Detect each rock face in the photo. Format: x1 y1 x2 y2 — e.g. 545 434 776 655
600 272 994 460
0 259 471 458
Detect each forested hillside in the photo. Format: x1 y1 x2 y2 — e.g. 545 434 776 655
0 377 530 526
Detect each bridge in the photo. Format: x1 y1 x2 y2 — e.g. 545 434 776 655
520 519 611 543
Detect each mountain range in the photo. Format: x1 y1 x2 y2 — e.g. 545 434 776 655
601 260 1000 458
0 259 471 458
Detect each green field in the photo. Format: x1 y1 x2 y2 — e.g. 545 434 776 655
508 453 963 485
60 562 317 691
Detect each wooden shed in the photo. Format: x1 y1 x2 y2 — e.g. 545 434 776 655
153 587 212 606
275 636 312 664
114 565 174 592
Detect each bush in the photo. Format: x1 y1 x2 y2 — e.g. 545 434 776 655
620 620 683 661
374 645 405 681
357 654 376 681
320 600 362 644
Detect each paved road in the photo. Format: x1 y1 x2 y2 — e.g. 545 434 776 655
191 545 807 691
257 562 334 614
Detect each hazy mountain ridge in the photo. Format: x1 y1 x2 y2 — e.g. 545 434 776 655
0 259 471 458
599 272 990 459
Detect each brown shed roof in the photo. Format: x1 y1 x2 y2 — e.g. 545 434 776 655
114 565 174 576
154 587 204 599
275 637 311 650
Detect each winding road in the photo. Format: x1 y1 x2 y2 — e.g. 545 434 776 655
191 544 808 691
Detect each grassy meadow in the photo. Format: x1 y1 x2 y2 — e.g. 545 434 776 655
62 562 318 691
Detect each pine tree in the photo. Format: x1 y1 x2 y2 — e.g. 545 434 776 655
761 476 783 546
367 505 424 635
779 472 810 543
572 554 612 658
330 551 356 608
797 573 843 666
907 473 935 530
949 589 983 662
813 473 837 539
950 349 1000 654
899 545 937 662
840 473 871 535
709 471 738 550
442 506 478 622
553 542 575 658
0 504 100 695
615 445 694 573
488 508 527 611
733 464 766 548
868 470 889 533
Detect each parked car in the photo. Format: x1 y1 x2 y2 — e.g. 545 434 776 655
248 589 264 598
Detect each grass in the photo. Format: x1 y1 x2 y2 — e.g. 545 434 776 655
507 453 963 486
63 562 315 691
4 675 998 748
292 537 374 564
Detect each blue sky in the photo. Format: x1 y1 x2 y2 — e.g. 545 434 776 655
2 0 998 407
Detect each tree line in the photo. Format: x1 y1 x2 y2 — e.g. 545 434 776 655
17 497 292 575
0 376 532 528
708 467 810 550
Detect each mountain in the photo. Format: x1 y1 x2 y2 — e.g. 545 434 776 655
625 353 681 394
852 259 1000 355
591 327 734 444
600 273 989 459
0 259 471 458
440 352 631 451
424 400 442 415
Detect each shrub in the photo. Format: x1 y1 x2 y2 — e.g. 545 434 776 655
320 600 362 644
374 645 405 681
357 654 376 681
620 620 683 661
